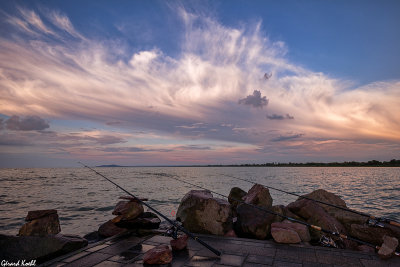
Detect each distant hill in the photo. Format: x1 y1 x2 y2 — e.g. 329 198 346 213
96 164 126 167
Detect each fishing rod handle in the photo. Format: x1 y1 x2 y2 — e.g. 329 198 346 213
195 237 221 256
390 221 400 227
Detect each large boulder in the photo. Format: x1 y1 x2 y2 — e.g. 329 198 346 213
176 190 233 236
143 245 172 265
19 209 61 236
115 212 161 229
0 234 88 263
235 203 275 239
243 184 273 208
112 200 144 220
228 187 247 209
298 189 347 213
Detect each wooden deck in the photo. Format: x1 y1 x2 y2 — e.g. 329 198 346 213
41 232 400 267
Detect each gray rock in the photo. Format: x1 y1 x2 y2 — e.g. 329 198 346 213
271 227 301 244
176 190 233 235
19 211 61 236
115 212 161 229
0 234 87 263
112 200 144 220
243 184 273 208
228 187 247 208
143 244 172 264
378 235 398 259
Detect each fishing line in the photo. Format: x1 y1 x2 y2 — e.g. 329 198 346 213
222 173 400 228
78 162 221 256
162 173 400 256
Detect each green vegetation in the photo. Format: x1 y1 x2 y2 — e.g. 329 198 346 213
207 159 400 167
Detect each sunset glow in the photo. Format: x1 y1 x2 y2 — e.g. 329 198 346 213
1 1 399 167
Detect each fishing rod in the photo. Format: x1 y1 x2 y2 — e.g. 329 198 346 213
78 162 221 256
222 174 400 229
161 174 400 256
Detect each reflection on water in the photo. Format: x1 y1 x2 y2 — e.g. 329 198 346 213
0 167 399 236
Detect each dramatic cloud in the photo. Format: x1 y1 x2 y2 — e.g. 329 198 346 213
5 115 49 131
238 90 269 108
267 113 294 120
271 133 304 142
0 6 399 165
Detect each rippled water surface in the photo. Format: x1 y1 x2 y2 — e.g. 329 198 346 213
1 167 399 236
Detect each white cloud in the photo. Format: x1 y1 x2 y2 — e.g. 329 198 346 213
0 7 399 162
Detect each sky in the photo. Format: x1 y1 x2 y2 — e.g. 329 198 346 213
0 0 399 167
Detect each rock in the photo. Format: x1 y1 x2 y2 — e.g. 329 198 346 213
115 212 161 229
271 221 310 242
242 184 273 208
228 187 247 208
119 196 148 202
350 224 395 246
235 203 275 239
143 244 172 264
299 189 347 214
170 234 188 251
176 190 233 235
83 231 104 244
271 227 301 244
328 209 366 230
378 235 398 259
271 205 304 223
98 220 127 237
112 201 144 220
0 234 88 263
25 209 57 221
19 211 61 236
224 229 238 237
357 245 375 253
287 199 355 248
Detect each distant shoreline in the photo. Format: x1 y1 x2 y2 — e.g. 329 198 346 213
97 159 400 168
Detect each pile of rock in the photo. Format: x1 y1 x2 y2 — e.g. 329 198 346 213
0 209 87 262
175 184 400 259
97 196 161 238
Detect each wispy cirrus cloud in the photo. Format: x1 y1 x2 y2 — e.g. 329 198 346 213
0 5 399 165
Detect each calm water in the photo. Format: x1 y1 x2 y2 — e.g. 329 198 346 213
0 167 399 237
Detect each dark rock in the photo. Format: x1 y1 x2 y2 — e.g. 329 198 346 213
271 221 310 242
170 234 188 251
0 234 87 263
112 201 144 220
271 227 301 244
235 203 275 239
83 231 104 244
298 189 347 214
143 244 172 264
19 212 61 236
350 224 397 247
119 196 148 202
25 209 57 221
378 235 398 259
98 220 127 237
228 187 247 208
176 190 233 235
115 212 161 229
242 184 273 208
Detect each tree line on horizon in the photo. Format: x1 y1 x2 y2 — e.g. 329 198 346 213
208 159 400 167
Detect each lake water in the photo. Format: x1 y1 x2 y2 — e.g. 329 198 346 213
1 167 399 237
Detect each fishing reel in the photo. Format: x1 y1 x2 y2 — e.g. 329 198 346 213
166 221 182 239
367 218 385 228
319 235 338 248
